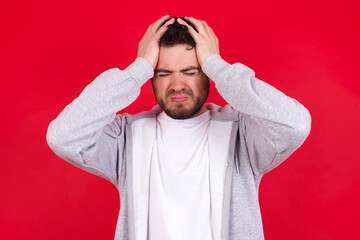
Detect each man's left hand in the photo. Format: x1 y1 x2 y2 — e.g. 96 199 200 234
178 17 220 65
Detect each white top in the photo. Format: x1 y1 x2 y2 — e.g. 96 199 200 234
148 110 213 240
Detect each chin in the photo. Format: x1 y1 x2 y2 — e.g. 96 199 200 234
163 104 203 119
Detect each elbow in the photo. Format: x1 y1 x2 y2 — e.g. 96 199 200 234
294 108 312 143
46 120 66 154
46 121 59 151
46 120 78 161
292 99 312 139
301 108 311 136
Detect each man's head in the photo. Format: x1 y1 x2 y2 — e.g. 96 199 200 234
159 17 197 48
152 17 210 120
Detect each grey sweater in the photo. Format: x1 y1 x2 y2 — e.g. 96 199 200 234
47 54 311 240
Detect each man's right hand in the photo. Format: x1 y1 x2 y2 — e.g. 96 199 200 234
137 15 175 69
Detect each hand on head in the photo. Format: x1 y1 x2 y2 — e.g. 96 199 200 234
137 15 219 69
177 17 220 65
137 15 175 69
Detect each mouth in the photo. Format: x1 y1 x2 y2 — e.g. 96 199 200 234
170 94 189 103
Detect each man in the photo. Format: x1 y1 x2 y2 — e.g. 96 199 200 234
47 15 311 240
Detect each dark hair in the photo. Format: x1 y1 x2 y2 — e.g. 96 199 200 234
159 17 198 48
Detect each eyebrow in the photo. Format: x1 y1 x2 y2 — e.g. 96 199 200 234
155 66 201 74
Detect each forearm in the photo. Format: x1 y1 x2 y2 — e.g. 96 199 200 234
47 57 153 161
202 54 311 175
202 54 311 131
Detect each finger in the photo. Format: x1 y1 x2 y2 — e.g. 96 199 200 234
156 17 175 36
183 17 207 34
177 18 199 38
206 25 218 41
206 26 219 49
150 14 170 32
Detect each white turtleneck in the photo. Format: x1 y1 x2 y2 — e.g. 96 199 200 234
148 110 213 240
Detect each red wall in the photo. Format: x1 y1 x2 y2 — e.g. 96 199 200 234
1 0 359 239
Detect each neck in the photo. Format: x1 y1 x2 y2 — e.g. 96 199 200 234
190 105 208 118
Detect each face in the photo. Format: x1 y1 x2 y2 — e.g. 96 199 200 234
152 44 210 119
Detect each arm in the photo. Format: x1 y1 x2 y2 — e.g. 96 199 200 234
202 54 311 176
46 58 153 186
180 17 311 177
46 15 174 186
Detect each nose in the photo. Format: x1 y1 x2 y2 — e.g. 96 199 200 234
170 72 186 92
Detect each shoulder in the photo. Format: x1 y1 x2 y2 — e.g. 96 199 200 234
205 103 241 122
117 105 163 125
104 106 161 136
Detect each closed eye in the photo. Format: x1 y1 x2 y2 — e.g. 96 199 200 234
184 72 196 76
158 74 170 77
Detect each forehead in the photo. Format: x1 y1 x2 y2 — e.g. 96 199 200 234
157 44 200 70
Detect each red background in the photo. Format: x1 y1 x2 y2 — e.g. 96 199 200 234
1 0 359 239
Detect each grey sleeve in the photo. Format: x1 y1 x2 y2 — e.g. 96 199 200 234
202 54 311 177
46 58 154 186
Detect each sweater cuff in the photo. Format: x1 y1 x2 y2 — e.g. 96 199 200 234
201 54 230 83
124 57 154 87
